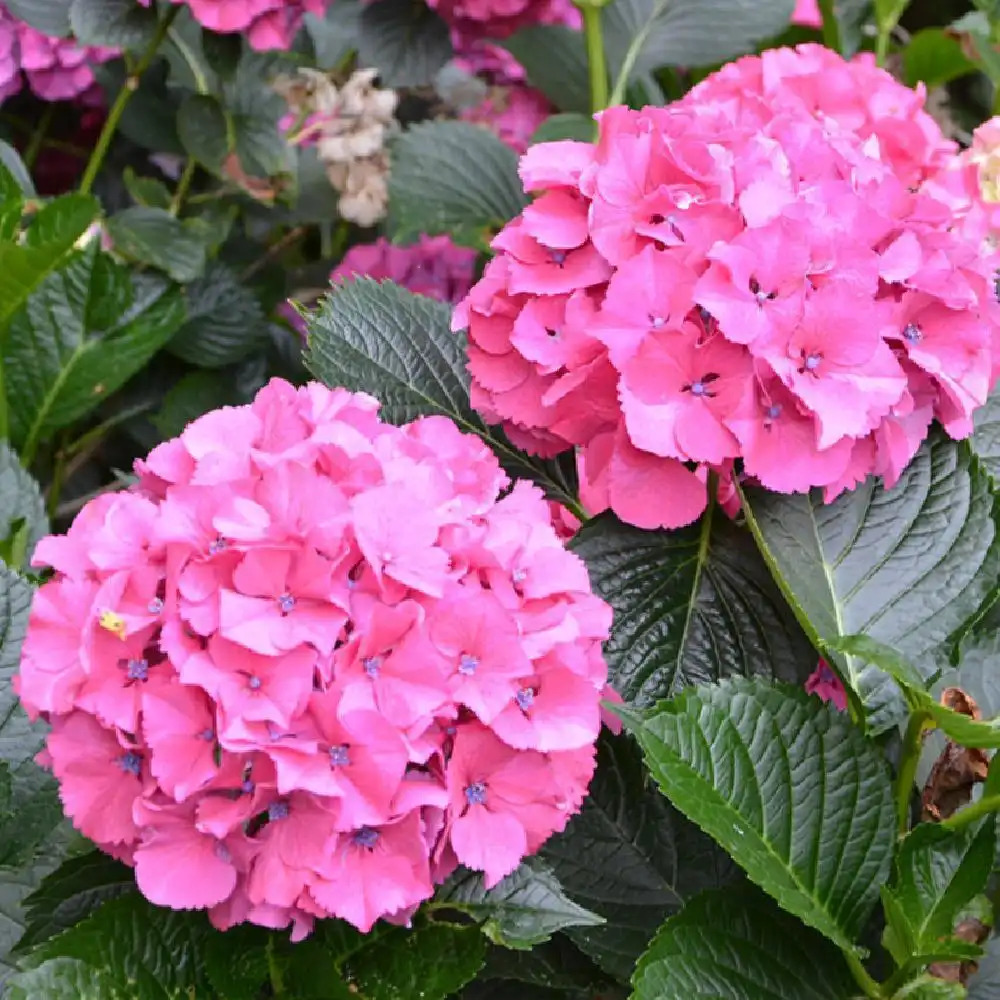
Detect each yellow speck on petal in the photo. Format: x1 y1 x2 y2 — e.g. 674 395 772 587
98 610 127 641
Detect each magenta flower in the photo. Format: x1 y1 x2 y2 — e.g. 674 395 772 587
455 45 1000 531
805 660 848 712
17 377 613 937
330 235 478 306
461 86 551 154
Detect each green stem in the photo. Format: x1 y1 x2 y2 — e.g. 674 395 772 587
941 794 1000 834
266 938 285 997
896 711 930 836
0 359 8 443
843 949 882 1000
170 159 197 216
875 28 890 67
23 104 55 172
78 6 180 195
581 4 609 116
816 0 843 54
47 446 66 521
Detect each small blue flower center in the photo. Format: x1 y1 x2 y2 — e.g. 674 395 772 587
803 353 822 372
512 568 527 584
126 658 149 681
215 842 232 863
118 752 142 776
268 800 290 821
765 403 782 421
199 728 215 742
465 781 488 806
689 381 708 397
147 598 164 614
241 779 256 795
516 687 535 712
277 592 296 615
363 656 382 678
648 314 666 328
902 322 923 344
208 536 227 554
550 250 567 266
329 744 351 767
353 827 379 849
458 654 479 676
248 675 262 691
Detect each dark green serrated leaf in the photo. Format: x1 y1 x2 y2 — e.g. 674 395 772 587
633 886 856 1000
344 923 486 1000
542 733 736 981
903 27 977 88
5 957 112 999
176 94 231 174
0 444 46 565
0 763 67 869
305 1 361 68
0 565 43 769
530 114 595 145
150 369 243 441
26 893 212 998
224 56 292 180
0 194 99 333
436 863 603 950
742 434 1000 730
387 121 527 246
69 0 158 48
357 0 452 87
883 821 996 967
973 388 1000 486
472 937 614 995
305 278 580 509
200 28 242 80
623 678 895 951
604 0 794 84
3 0 70 37
92 61 184 156
106 207 207 284
0 141 35 198
891 977 967 999
202 923 270 1000
4 246 186 456
500 26 591 114
122 168 173 210
969 935 1000 999
570 510 814 707
167 261 269 368
17 852 135 954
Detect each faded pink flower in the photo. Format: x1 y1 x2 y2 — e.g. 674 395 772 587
461 85 552 154
17 378 613 937
330 235 478 305
805 659 848 712
455 45 1000 531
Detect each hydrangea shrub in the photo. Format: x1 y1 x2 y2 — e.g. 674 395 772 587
1 0 1000 998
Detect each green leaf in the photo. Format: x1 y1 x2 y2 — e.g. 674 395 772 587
3 0 71 37
0 142 35 198
387 121 527 246
890 977 967 999
150 369 242 441
471 937 613 996
903 28 977 88
883 821 996 967
25 893 212 998
741 435 1000 730
16 852 135 954
167 261 269 368
4 246 186 458
5 957 112 999
622 678 895 951
632 886 856 1000
500 27 592 114
223 57 292 180
570 510 813 707
176 94 231 174
969 935 1000 999
435 863 604 950
106 207 207 284
201 924 270 1000
541 733 735 981
530 114 595 145
343 923 486 1000
973 388 1000 486
0 194 99 333
357 0 452 87
0 565 43 768
835 634 1000 748
0 763 67 869
305 278 580 510
0 444 46 565
305 1 361 69
200 28 242 80
122 169 173 210
604 0 794 85
68 0 158 48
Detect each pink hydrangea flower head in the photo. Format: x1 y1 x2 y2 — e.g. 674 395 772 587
17 378 612 936
0 6 118 102
455 45 1000 531
432 0 579 47
150 0 331 51
461 86 552 154
330 236 478 304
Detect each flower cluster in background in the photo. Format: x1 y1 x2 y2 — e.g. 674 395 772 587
460 85 550 154
148 0 332 51
0 4 116 102
277 68 399 226
455 44 1000 530
16 378 611 937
